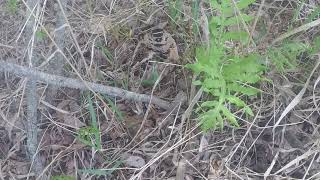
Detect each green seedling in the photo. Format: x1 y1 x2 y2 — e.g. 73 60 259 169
51 176 75 180
307 6 320 22
36 30 47 41
187 0 315 131
267 41 309 72
167 0 182 23
6 0 17 14
79 160 121 176
102 95 124 121
77 92 101 150
96 43 113 65
141 65 159 87
187 0 264 131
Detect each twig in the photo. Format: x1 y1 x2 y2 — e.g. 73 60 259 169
25 0 43 178
0 60 171 109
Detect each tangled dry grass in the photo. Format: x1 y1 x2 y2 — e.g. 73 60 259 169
1 0 320 179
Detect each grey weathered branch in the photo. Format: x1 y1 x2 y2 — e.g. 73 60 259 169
25 0 43 177
0 60 171 109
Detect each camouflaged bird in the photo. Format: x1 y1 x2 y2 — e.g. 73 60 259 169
137 23 179 62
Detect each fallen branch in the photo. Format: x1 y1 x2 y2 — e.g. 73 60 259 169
25 0 44 177
0 60 171 109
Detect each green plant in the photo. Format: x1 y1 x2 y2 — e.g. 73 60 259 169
96 43 113 65
141 65 159 87
36 29 47 41
79 160 121 176
187 0 265 131
306 6 320 22
102 95 124 121
267 41 309 72
6 0 17 14
166 0 183 23
51 175 75 180
192 0 200 35
76 93 101 150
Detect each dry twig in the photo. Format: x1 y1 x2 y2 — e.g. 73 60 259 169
24 0 43 177
0 60 171 109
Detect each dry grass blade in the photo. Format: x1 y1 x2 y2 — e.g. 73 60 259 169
273 58 320 129
274 150 316 175
272 18 320 45
264 151 279 178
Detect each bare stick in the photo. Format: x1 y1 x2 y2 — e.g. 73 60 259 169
25 0 43 178
0 60 171 109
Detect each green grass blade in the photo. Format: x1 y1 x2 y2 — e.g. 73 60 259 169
86 93 102 150
102 95 124 121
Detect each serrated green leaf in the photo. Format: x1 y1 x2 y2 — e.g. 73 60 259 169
226 95 246 107
217 113 224 129
244 106 254 116
225 14 254 26
227 83 259 95
221 106 239 127
186 0 263 132
203 78 223 90
193 80 202 86
201 101 218 108
236 0 255 10
267 42 309 72
201 110 218 131
222 31 249 44
185 63 203 74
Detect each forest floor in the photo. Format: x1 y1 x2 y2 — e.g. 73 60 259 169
1 0 320 179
